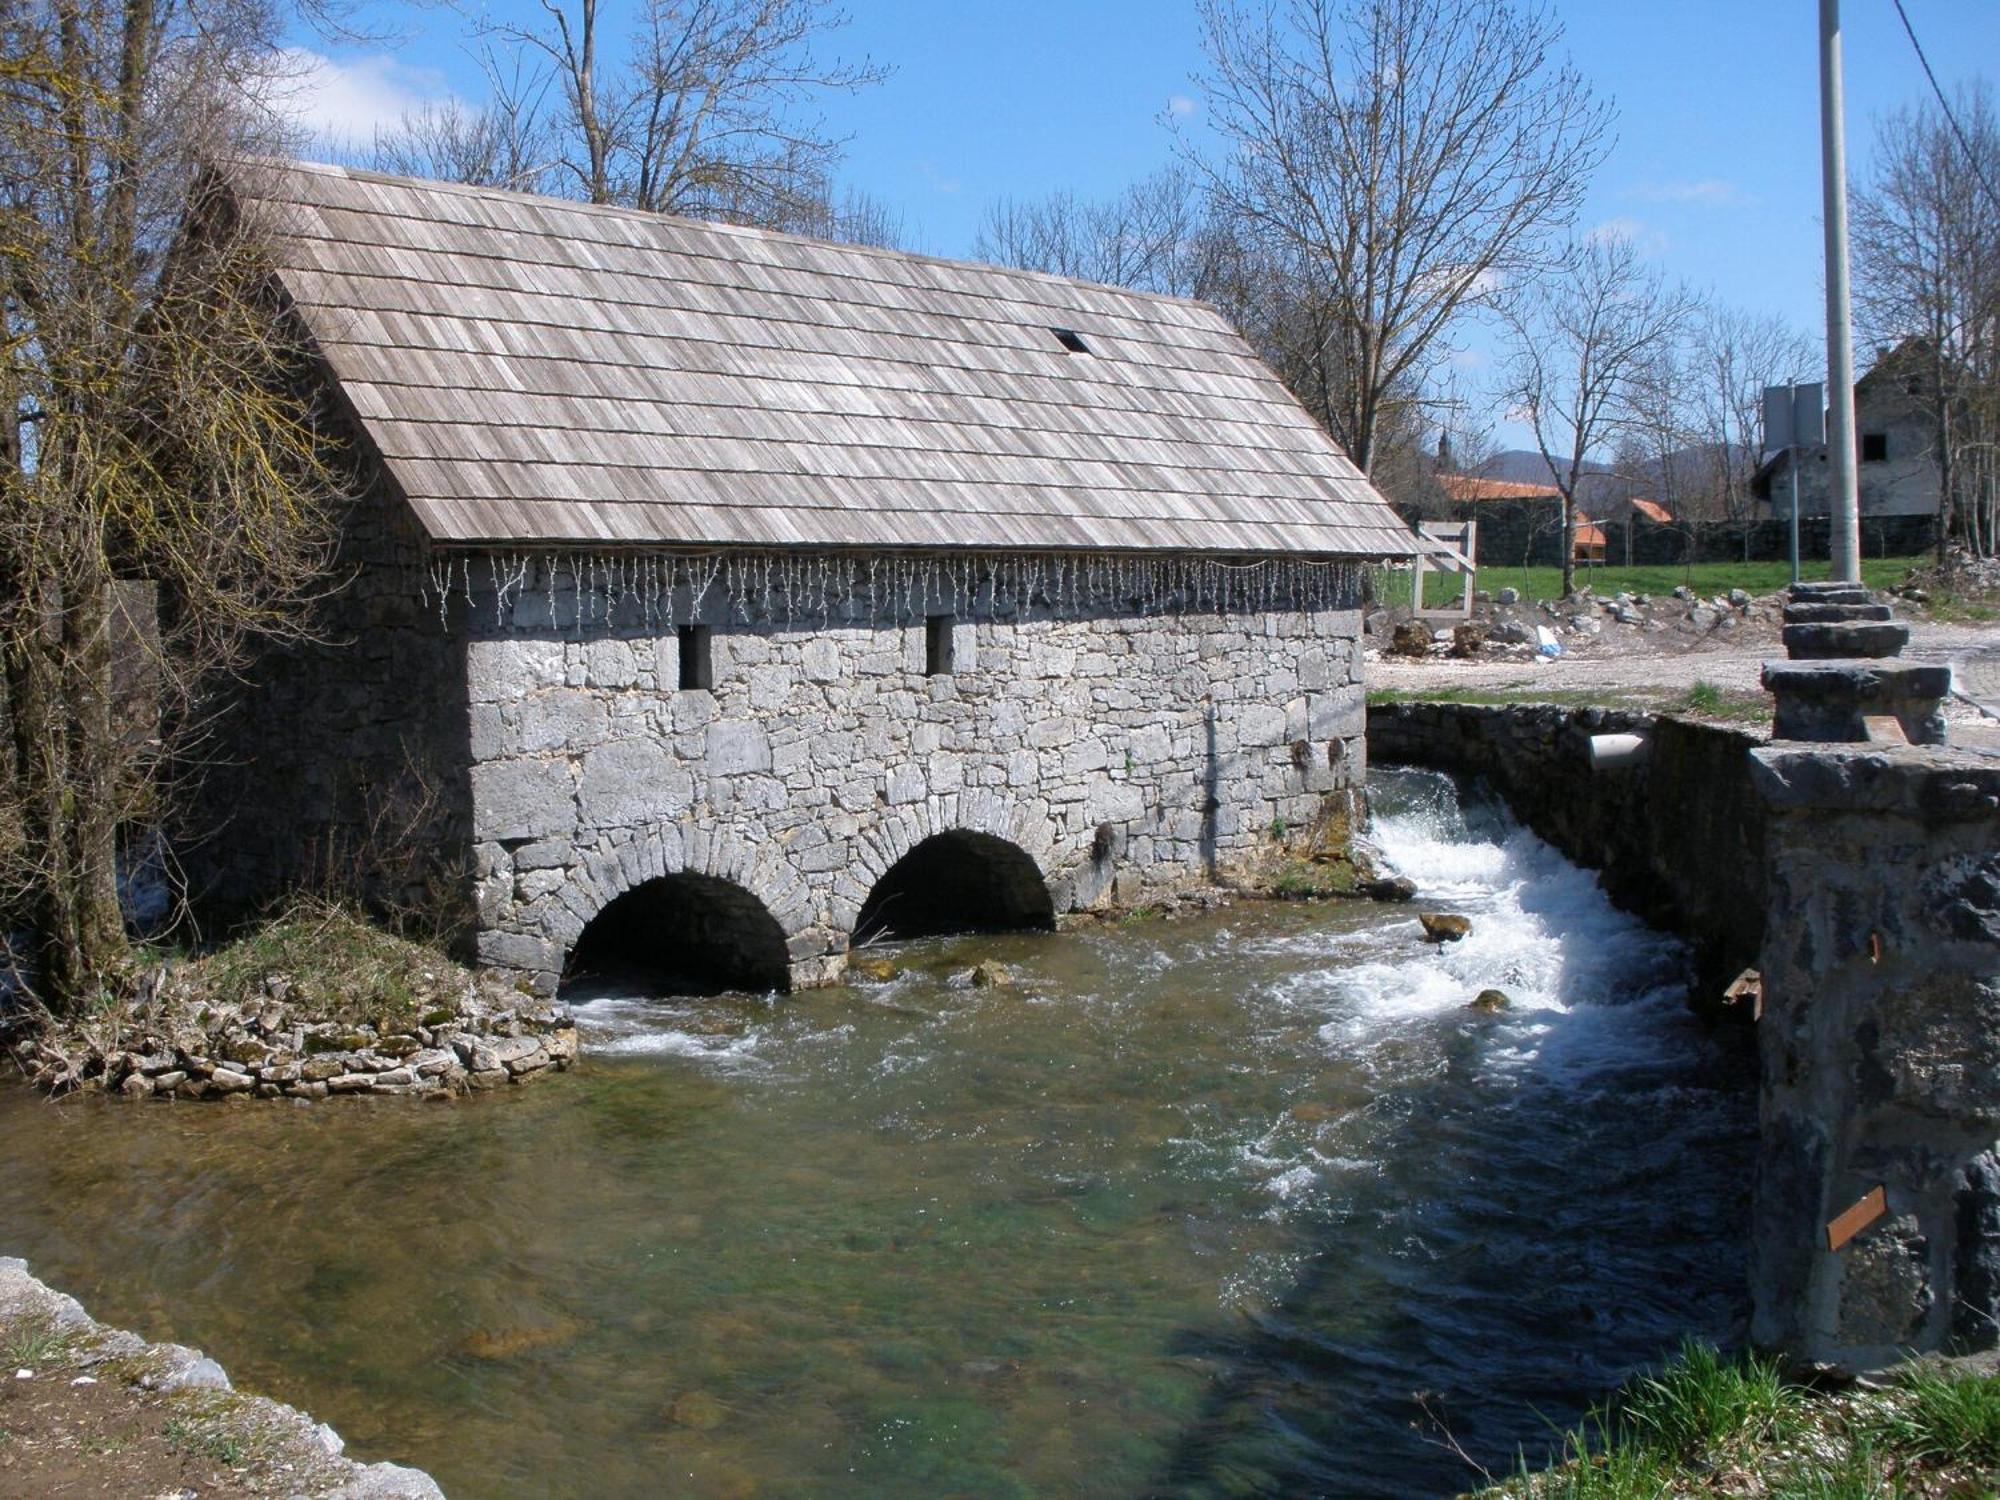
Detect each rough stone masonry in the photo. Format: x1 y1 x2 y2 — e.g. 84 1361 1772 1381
1749 742 2000 1368
456 551 1368 994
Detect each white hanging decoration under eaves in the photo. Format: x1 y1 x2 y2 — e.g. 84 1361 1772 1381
416 548 1362 633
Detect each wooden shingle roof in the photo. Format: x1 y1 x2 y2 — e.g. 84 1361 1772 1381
239 161 1415 558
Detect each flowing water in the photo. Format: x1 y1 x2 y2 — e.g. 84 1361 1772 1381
0 769 1755 1497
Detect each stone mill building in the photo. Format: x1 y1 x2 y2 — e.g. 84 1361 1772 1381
190 162 1415 996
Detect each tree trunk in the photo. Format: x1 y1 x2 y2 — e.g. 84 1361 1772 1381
1934 352 1954 565
3 563 127 1012
1559 492 1576 597
61 564 126 991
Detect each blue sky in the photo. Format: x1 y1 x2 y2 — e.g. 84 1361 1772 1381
286 1 1998 436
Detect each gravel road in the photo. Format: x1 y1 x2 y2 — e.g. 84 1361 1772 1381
1368 616 2000 739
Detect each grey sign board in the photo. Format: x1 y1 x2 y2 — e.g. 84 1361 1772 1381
1764 382 1826 449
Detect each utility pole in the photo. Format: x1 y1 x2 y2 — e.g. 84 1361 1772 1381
1820 0 1862 581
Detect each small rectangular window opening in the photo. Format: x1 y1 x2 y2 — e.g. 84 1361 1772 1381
1860 432 1888 463
678 624 712 690
1050 326 1091 355
925 614 955 677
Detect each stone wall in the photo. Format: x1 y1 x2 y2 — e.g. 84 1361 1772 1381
457 552 1368 993
1748 744 2000 1368
1366 700 1768 1003
180 458 472 930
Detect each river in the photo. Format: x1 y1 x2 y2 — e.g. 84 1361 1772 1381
0 768 1755 1497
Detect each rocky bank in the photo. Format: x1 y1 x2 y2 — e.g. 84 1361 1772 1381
0 1257 441 1497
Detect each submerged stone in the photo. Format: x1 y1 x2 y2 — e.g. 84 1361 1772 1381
659 1391 729 1430
1469 990 1511 1013
461 1322 579 1361
1363 875 1417 903
1418 913 1471 944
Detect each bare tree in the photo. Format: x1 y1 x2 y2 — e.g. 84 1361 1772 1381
1 5 350 1011
1854 83 2000 559
371 57 554 194
1183 0 1610 476
974 167 1219 298
1501 234 1695 595
1685 303 1818 542
380 0 889 236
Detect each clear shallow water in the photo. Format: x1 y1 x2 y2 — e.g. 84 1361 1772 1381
0 770 1755 1498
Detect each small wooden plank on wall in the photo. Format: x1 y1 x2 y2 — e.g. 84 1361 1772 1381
1862 715 1909 745
1826 1185 1888 1252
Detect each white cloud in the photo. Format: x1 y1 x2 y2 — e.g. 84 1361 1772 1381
1586 216 1669 257
1167 94 1197 117
268 49 456 145
1629 178 1743 206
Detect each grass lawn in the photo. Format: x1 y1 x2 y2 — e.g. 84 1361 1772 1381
1368 681 1770 724
1375 554 1935 611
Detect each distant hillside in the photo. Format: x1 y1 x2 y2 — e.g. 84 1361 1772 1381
1477 444 1748 515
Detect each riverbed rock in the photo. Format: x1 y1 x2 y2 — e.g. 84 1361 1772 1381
1469 989 1511 1013
459 1321 579 1361
660 1390 729 1430
488 1035 547 1072
1362 875 1417 903
850 956 904 983
209 1067 255 1093
1418 913 1472 944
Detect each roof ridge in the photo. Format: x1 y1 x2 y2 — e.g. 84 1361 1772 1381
247 157 1227 322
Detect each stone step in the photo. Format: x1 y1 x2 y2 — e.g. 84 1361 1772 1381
1788 580 1876 599
1783 621 1909 660
1761 659 1951 745
1782 602 1894 625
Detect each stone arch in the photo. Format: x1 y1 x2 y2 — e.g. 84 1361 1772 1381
544 815 815 995
854 830 1056 944
562 870 791 995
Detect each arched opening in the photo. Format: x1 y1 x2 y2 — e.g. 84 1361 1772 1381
854 830 1055 944
562 872 790 996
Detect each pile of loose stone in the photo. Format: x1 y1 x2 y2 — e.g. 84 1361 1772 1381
8 982 578 1102
1762 580 1950 744
1374 582 1777 659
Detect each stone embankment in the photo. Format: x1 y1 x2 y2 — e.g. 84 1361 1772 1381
1749 742 2000 1369
8 989 576 1102
0 1256 441 1496
1366 699 1767 1005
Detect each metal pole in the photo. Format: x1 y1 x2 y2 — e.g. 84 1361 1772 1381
1789 434 1802 585
1820 0 1861 582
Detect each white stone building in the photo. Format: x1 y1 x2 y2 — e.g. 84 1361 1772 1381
187 163 1414 995
1752 341 1944 521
